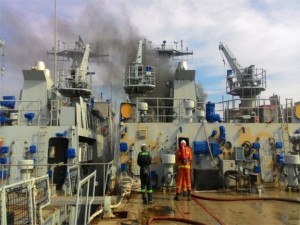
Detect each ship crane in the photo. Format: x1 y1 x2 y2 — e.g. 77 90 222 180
47 36 108 98
133 40 144 80
123 40 156 97
219 42 266 109
219 42 243 85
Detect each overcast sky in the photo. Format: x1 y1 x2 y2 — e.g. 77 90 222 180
0 0 299 106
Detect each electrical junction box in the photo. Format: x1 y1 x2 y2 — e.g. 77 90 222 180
220 160 236 187
220 160 236 174
234 147 245 161
138 129 147 139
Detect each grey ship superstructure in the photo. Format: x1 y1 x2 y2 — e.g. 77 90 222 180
0 37 116 225
0 37 299 225
116 39 300 194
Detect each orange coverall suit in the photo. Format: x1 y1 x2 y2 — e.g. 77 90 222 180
175 145 192 197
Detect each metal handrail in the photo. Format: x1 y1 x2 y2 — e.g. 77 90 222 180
122 96 292 123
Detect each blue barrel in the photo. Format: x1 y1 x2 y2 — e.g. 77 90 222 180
206 102 215 122
194 141 209 154
1 96 16 109
206 102 221 123
212 114 221 123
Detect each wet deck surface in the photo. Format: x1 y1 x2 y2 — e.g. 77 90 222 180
92 188 300 225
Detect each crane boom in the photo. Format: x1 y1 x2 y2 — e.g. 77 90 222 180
78 43 90 81
218 42 266 107
135 40 143 64
219 42 243 83
134 40 143 79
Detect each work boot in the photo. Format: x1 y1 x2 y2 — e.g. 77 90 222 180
187 190 191 201
148 192 153 204
142 192 147 204
174 193 179 201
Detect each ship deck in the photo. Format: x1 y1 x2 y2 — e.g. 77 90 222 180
92 187 300 225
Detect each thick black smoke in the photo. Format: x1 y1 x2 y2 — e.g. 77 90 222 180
54 1 143 102
0 1 206 107
0 1 143 103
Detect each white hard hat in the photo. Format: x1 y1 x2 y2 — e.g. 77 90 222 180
141 143 146 148
180 140 186 145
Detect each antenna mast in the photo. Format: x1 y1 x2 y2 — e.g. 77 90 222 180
54 0 57 84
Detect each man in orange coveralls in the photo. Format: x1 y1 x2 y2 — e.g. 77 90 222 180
174 140 193 201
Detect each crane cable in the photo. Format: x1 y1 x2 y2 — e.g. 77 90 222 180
1 44 4 76
219 50 230 76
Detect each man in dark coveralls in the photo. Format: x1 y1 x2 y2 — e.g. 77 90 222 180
137 143 154 204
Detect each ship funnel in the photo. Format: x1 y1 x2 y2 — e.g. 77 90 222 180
177 61 188 70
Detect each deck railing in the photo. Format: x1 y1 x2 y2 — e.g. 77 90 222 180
123 96 291 124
